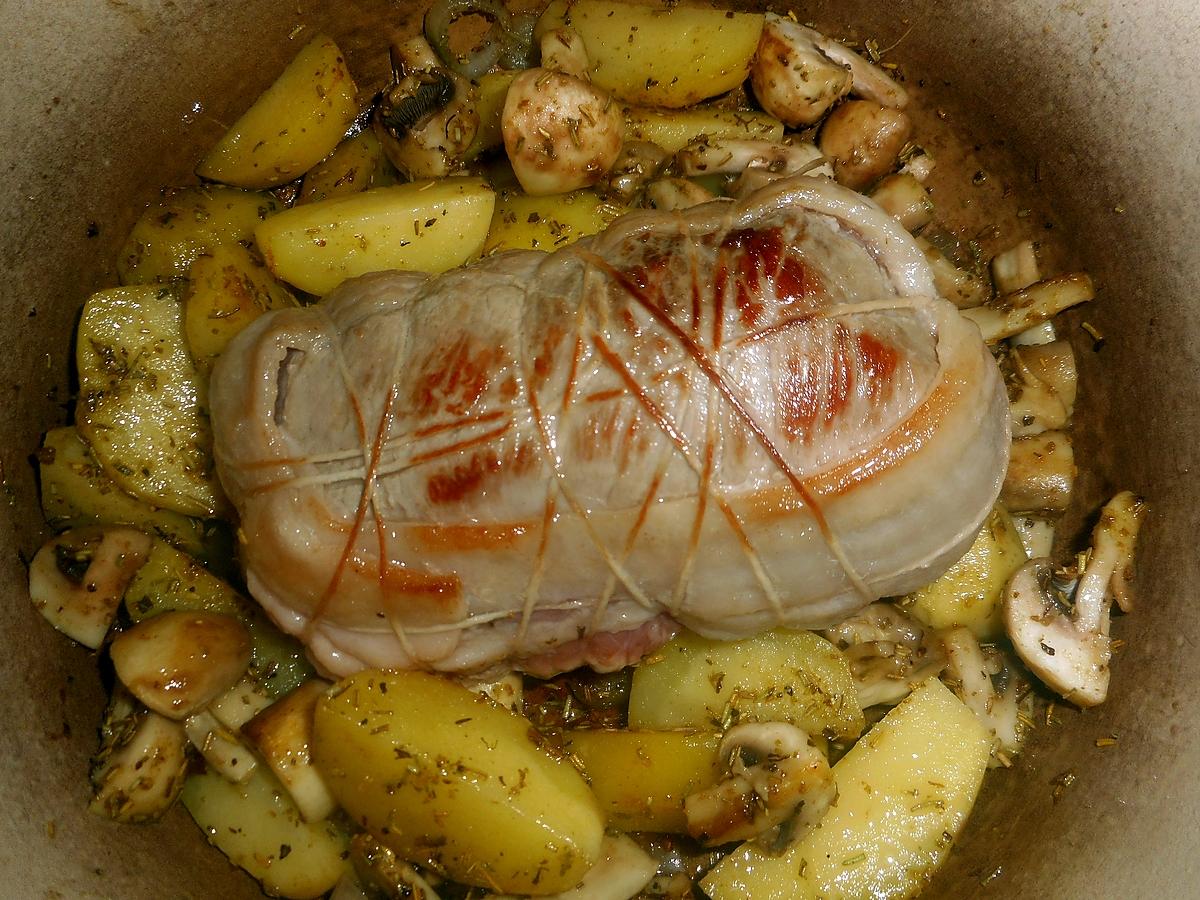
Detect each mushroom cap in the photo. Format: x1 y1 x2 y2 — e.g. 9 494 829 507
1003 558 1110 707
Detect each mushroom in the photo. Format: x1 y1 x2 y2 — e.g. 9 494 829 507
1001 430 1076 514
110 610 253 719
28 525 152 649
819 99 913 190
940 626 1027 765
802 24 909 109
643 176 717 211
1003 491 1147 706
597 140 669 203
89 687 190 824
181 676 275 785
242 679 337 823
823 601 947 708
347 833 444 900
674 137 831 180
750 14 853 127
538 26 589 79
374 37 479 180
501 29 624 195
1001 342 1075 437
684 722 835 850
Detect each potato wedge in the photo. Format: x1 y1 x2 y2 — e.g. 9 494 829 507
485 188 614 253
181 767 349 899
623 105 784 154
256 178 496 295
900 504 1028 640
538 0 763 108
565 729 722 833
701 677 992 900
197 35 359 189
76 285 221 518
298 129 393 205
183 242 295 374
38 426 208 558
464 70 519 161
628 629 863 740
313 670 604 894
118 186 281 284
124 539 315 698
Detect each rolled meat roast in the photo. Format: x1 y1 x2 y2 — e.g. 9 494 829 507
210 175 1010 677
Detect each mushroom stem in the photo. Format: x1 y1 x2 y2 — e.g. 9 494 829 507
940 626 1026 764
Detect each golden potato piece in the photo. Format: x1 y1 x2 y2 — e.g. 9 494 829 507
183 242 295 374
901 504 1029 640
117 185 281 285
537 0 763 108
198 35 359 189
181 767 349 899
565 729 722 833
628 629 864 740
313 670 604 895
37 426 208 558
255 178 495 296
298 129 394 205
623 105 783 153
76 286 221 517
485 188 615 253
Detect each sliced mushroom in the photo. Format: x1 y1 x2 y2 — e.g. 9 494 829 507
29 525 152 649
914 235 992 309
1097 491 1147 613
991 239 1041 295
89 687 189 823
684 722 835 850
819 99 912 190
940 626 1027 765
1002 343 1074 437
349 834 444 900
242 679 336 823
183 707 258 784
961 272 1095 343
374 37 479 180
750 14 852 127
110 610 252 719
675 137 830 179
1002 430 1076 514
597 140 669 203
643 176 717 211
868 172 933 232
1004 492 1147 706
799 24 909 108
824 602 948 708
181 676 275 784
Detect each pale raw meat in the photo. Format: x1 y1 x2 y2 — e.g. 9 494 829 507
210 175 1010 677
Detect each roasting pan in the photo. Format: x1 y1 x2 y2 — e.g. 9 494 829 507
1 0 1197 896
